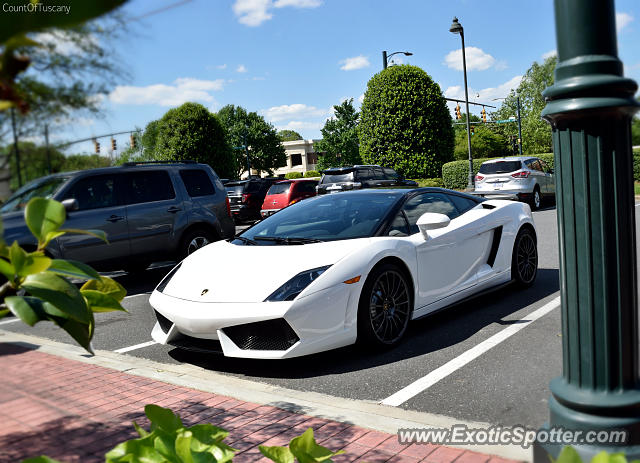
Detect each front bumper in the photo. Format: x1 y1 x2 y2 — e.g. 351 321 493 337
149 283 358 359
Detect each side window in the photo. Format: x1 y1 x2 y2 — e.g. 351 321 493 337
65 175 119 211
387 212 410 237
356 168 374 181
448 194 478 215
297 182 317 193
126 171 175 204
179 169 215 197
373 167 386 180
383 167 400 180
529 160 543 172
402 193 459 234
539 160 550 173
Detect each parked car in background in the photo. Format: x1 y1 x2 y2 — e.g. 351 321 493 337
1 161 235 273
316 165 418 195
260 178 318 218
473 156 554 210
225 177 281 222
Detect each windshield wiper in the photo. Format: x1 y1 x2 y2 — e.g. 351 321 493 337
254 236 324 245
234 236 258 245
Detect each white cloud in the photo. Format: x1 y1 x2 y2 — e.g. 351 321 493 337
262 103 329 122
444 47 496 71
109 78 225 106
617 12 633 32
542 50 557 60
276 121 323 132
339 55 370 71
232 0 321 26
217 64 227 69
358 93 365 103
274 0 322 7
236 64 248 73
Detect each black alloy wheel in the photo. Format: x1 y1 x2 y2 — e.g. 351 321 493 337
512 227 538 287
180 229 215 259
358 263 413 347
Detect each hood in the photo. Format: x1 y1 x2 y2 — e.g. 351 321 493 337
161 238 370 302
1 211 32 242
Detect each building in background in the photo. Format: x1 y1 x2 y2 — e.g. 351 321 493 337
273 139 319 177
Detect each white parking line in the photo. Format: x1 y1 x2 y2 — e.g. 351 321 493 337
0 318 21 326
380 296 561 407
114 340 157 353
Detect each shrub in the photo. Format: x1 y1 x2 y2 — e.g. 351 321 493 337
304 170 320 178
285 171 303 179
537 152 554 171
359 65 454 178
412 178 444 188
634 149 640 182
442 158 490 190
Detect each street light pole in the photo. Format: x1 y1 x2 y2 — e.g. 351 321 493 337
450 17 474 190
382 50 413 70
516 96 523 155
535 0 640 460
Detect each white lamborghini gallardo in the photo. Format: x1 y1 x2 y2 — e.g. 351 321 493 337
150 188 537 359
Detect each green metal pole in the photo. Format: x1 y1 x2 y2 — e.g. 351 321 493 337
535 0 640 460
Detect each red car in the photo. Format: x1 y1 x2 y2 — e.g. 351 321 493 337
260 178 318 218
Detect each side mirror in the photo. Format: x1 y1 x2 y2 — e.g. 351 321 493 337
61 198 78 212
417 212 450 240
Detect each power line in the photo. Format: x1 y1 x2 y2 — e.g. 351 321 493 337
133 0 192 20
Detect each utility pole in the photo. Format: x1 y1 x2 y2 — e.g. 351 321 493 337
10 107 22 188
44 124 52 175
516 96 523 155
534 0 640 460
243 130 251 178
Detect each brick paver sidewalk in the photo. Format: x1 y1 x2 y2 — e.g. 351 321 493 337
0 342 519 463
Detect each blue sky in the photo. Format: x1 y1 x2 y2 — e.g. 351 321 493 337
46 0 640 155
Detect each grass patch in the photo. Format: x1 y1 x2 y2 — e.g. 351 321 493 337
635 182 640 195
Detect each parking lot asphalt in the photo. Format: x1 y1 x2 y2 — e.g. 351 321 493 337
2 206 635 431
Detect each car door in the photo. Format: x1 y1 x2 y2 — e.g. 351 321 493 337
403 192 489 309
372 167 393 187
528 159 547 194
538 159 555 196
57 173 130 266
124 170 183 261
355 168 375 188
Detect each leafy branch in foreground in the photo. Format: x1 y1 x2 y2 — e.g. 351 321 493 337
0 197 127 353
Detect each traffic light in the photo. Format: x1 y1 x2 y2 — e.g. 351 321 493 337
130 134 137 149
94 140 100 153
470 125 475 135
111 138 117 151
481 107 487 123
455 104 462 120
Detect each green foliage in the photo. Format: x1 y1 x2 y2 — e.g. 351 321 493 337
217 104 286 178
278 129 303 142
260 427 344 463
537 153 554 171
492 56 557 154
632 117 640 146
633 150 640 182
63 153 112 172
0 197 127 353
315 99 361 170
4 142 65 189
104 405 235 463
304 170 320 178
359 65 454 178
441 158 491 190
412 178 444 187
550 446 640 463
285 172 303 179
454 125 510 160
154 102 236 179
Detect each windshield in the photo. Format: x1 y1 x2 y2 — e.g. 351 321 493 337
235 192 401 244
1 176 69 213
479 161 522 174
225 184 245 195
267 183 291 195
321 172 354 184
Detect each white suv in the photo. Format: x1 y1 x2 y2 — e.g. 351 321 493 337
473 156 554 210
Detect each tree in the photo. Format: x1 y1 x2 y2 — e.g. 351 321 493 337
217 104 286 178
492 56 557 154
359 65 454 178
453 119 510 160
63 153 112 171
277 129 303 142
633 117 640 146
116 121 159 164
154 103 236 178
2 142 65 189
315 99 361 170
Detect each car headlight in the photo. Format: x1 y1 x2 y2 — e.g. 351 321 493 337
156 263 182 293
265 266 331 302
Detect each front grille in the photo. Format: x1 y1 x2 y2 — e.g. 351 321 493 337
154 310 173 333
223 318 299 351
167 333 223 354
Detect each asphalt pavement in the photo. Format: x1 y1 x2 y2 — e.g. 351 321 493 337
2 205 634 432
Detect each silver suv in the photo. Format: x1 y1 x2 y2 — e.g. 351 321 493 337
473 156 554 210
1 161 235 273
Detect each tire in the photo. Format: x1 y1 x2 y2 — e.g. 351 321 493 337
529 186 542 211
180 228 216 259
511 227 538 287
357 263 413 348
